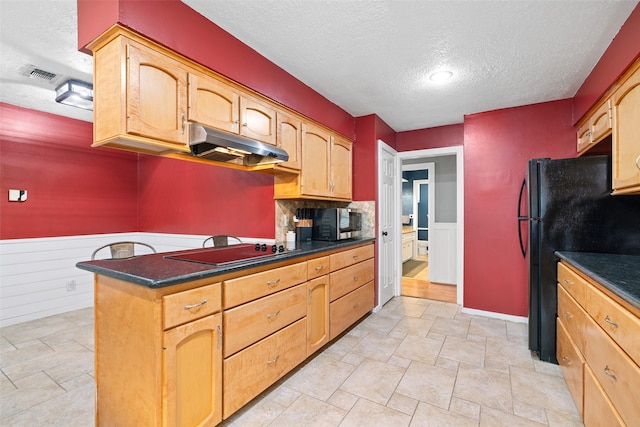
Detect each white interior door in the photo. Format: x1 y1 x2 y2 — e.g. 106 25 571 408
378 140 397 307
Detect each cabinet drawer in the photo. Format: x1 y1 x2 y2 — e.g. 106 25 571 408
330 244 374 272
590 99 612 144
223 262 307 309
163 282 221 330
558 262 587 307
584 364 625 427
557 285 589 354
223 284 306 357
223 319 306 418
583 314 640 427
556 318 584 417
586 282 640 367
330 281 374 340
307 256 330 280
329 258 375 302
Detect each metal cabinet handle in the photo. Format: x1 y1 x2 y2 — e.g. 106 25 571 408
635 155 640 171
562 356 571 365
604 315 619 328
266 278 281 286
564 312 573 320
181 113 186 135
563 279 572 287
184 299 207 310
266 310 281 319
217 325 222 349
353 275 359 281
314 266 324 271
242 122 248 127
604 365 617 381
353 303 359 310
266 355 280 365
352 255 359 260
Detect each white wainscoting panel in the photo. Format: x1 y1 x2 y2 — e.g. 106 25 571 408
429 223 457 285
0 233 271 327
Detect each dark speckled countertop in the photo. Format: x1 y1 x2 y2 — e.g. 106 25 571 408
77 238 375 288
555 251 640 310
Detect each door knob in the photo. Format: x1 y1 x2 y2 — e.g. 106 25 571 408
382 231 388 236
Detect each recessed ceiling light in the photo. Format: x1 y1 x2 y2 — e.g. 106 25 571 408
429 70 453 82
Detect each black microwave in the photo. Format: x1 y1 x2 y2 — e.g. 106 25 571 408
311 208 362 241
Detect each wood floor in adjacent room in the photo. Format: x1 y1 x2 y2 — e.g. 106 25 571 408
401 254 457 303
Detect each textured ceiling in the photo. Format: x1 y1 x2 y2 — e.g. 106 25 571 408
0 0 637 131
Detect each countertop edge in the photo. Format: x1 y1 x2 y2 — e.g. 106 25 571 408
77 238 376 288
555 251 640 311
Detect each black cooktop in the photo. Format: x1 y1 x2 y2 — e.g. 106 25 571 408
164 243 291 266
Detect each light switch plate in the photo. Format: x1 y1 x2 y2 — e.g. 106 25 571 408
9 189 27 202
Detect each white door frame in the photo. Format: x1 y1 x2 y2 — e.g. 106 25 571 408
376 139 399 309
397 146 464 306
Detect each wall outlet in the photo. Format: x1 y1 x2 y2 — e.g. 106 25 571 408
66 280 77 291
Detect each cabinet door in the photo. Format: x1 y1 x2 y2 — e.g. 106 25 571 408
188 72 240 134
584 365 625 427
307 276 330 356
163 313 222 427
611 62 640 194
127 43 189 146
276 111 302 170
330 135 353 200
301 123 331 197
556 318 584 417
239 94 277 145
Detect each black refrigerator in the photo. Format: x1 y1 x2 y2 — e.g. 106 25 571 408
517 155 640 363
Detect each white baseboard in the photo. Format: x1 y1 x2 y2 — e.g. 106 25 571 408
460 306 528 324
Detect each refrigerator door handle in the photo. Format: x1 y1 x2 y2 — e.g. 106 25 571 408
517 178 528 258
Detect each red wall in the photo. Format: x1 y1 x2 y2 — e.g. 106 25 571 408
396 124 464 151
136 156 275 238
573 3 640 123
353 114 396 201
463 100 575 316
77 0 355 139
0 103 138 239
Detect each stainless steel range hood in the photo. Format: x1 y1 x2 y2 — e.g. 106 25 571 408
188 123 288 166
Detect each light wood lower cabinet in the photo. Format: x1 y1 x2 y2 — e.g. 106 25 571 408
94 242 374 426
223 319 307 418
163 313 222 427
557 260 640 426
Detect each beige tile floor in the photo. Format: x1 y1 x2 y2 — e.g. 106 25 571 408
0 297 583 426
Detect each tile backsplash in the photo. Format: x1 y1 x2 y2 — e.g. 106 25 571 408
275 200 376 242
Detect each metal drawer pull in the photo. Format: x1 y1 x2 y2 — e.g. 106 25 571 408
635 155 640 171
315 266 324 271
353 275 359 281
604 365 617 381
562 356 571 365
217 325 222 349
564 312 573 319
563 279 572 287
266 278 281 286
352 255 359 260
353 303 359 310
604 315 618 328
184 300 207 310
266 355 280 365
266 310 281 319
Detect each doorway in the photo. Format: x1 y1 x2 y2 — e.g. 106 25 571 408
396 147 464 305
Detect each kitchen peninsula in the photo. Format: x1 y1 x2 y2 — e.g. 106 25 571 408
77 238 375 426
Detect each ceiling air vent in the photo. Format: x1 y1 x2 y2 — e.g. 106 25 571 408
18 64 61 84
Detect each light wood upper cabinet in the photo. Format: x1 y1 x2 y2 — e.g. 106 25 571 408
239 94 277 145
276 111 302 171
611 59 640 195
576 100 611 154
274 122 353 200
330 134 353 200
92 34 192 154
188 71 276 146
301 122 332 196
188 71 239 134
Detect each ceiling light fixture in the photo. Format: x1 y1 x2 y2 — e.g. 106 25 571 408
429 70 453 82
55 79 93 110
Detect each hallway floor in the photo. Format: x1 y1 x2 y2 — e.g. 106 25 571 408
0 297 582 426
402 254 457 303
